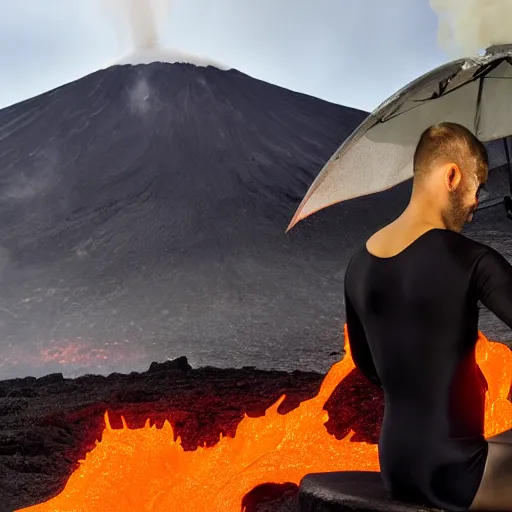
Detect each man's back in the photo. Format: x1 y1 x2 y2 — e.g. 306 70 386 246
344 227 512 511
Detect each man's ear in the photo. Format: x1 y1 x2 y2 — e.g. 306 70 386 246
445 163 462 192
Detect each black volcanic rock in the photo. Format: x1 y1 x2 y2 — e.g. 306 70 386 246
37 373 64 384
148 356 191 373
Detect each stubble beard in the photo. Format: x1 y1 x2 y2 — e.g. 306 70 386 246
443 187 476 233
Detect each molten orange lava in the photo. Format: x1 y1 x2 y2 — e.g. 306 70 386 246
18 329 512 512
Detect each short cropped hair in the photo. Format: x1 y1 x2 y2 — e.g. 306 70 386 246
413 122 488 185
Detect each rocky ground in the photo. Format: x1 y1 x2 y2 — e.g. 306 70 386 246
0 354 385 512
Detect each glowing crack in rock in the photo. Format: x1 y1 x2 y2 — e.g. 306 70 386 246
0 338 147 379
18 328 512 512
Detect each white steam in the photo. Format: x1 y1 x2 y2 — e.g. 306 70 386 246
123 0 171 51
106 0 225 68
430 0 512 57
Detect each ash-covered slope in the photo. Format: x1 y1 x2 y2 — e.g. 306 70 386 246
0 63 369 379
0 63 510 380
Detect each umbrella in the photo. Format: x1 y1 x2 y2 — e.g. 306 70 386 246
287 44 512 232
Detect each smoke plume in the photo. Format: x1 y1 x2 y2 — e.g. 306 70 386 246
109 0 173 51
430 0 512 57
105 0 224 68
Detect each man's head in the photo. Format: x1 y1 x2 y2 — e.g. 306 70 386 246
412 122 489 233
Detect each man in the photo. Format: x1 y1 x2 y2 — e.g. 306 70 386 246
344 122 512 511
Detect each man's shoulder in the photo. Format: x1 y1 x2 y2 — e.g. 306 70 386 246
440 230 494 258
347 242 367 265
344 243 368 283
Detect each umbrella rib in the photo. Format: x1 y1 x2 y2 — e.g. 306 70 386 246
474 76 485 136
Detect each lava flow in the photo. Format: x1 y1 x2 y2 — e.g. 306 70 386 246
18 328 512 512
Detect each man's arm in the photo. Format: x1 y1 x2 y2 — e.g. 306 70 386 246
344 288 382 388
475 247 512 328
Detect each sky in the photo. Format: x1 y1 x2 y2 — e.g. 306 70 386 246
0 0 449 112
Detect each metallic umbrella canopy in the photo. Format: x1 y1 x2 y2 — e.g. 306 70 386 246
287 44 512 232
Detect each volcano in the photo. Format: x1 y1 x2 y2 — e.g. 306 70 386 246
0 62 511 380
0 62 371 380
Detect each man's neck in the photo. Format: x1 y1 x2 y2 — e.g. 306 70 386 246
398 196 447 231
